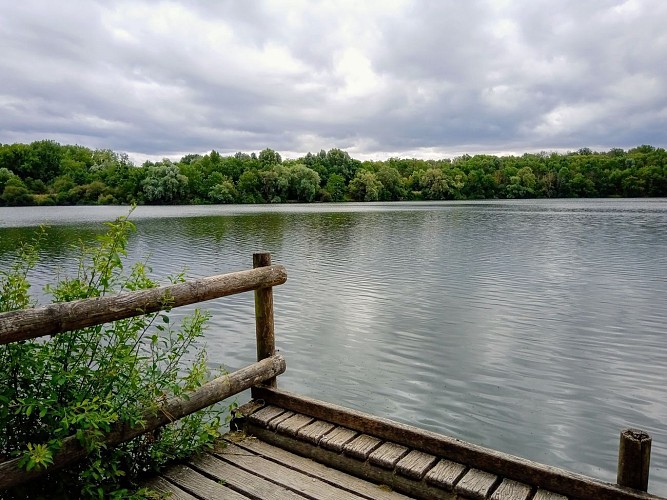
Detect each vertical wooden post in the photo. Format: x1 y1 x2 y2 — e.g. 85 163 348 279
617 428 651 491
253 252 277 390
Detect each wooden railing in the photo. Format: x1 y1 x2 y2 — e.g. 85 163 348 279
0 252 286 490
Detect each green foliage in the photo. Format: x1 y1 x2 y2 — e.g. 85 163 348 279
0 215 224 498
0 141 666 205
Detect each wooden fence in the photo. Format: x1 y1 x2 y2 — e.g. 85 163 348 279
0 252 286 490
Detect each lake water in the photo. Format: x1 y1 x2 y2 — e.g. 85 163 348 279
1 199 666 495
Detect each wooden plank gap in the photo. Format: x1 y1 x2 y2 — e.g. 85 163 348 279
319 426 359 453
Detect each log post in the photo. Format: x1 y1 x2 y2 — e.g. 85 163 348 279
617 428 651 491
253 252 277 389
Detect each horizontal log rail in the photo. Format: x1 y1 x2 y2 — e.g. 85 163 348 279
0 354 286 490
0 264 287 345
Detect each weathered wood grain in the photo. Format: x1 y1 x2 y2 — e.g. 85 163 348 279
142 474 200 500
454 468 499 500
618 428 652 492
253 252 278 390
247 424 457 499
0 355 285 490
190 453 307 499
220 442 369 499
369 442 409 469
296 420 336 445
252 387 663 500
267 410 296 430
424 459 467 490
275 413 315 436
229 436 410 500
533 489 569 500
319 426 359 453
343 434 382 460
0 265 287 345
248 405 286 426
395 450 438 480
490 478 532 500
162 463 248 500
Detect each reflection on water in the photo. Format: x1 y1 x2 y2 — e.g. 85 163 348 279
1 199 667 494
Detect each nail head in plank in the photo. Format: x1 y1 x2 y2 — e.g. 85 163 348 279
248 405 286 426
343 434 383 460
319 426 359 453
395 450 438 480
297 420 336 445
490 478 532 500
369 442 409 469
424 459 467 490
454 468 499 500
533 490 568 500
275 413 315 436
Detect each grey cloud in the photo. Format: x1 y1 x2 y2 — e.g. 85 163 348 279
0 0 665 161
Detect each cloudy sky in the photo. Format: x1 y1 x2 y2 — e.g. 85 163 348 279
1 0 666 162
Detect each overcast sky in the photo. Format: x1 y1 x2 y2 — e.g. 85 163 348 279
1 0 666 163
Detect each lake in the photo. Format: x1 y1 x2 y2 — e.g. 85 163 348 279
1 199 666 494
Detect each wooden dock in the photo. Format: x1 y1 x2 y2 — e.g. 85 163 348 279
144 391 663 500
0 253 664 499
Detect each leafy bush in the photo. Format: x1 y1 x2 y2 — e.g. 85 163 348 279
0 215 223 498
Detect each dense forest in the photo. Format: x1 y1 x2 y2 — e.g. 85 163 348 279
0 140 665 206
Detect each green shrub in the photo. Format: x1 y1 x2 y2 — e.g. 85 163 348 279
0 214 224 498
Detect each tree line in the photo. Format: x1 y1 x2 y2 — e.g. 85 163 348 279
0 140 665 206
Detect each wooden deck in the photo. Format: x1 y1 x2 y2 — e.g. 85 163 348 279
145 388 664 500
144 434 411 499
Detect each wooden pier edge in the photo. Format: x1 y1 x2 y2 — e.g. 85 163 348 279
251 386 662 500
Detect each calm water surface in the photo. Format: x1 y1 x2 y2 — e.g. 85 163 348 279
1 200 666 494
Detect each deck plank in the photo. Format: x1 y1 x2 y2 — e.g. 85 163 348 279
142 475 200 500
247 424 458 500
218 442 370 499
368 442 409 469
161 463 249 500
490 478 532 500
248 405 286 426
189 453 307 499
395 450 438 480
296 419 336 445
275 413 315 436
424 459 467 490
230 436 411 500
454 468 499 500
533 490 568 500
319 426 359 452
267 410 296 430
343 434 383 459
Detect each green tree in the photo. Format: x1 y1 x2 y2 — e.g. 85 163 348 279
1 177 32 206
349 170 382 201
376 166 405 201
141 160 189 204
325 173 346 202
